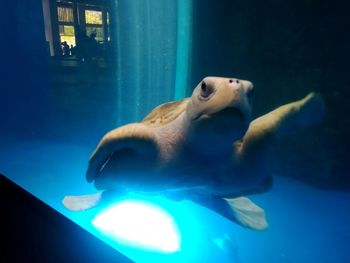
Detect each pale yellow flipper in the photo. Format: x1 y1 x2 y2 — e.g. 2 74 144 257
224 197 268 231
62 192 102 211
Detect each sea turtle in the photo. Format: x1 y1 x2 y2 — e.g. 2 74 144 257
63 76 324 230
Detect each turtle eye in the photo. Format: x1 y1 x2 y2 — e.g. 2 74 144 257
200 81 214 98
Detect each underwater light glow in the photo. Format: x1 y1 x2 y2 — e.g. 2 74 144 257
92 200 181 253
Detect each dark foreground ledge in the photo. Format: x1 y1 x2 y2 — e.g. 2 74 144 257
0 174 132 263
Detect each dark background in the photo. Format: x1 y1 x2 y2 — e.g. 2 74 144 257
190 0 350 190
1 0 349 190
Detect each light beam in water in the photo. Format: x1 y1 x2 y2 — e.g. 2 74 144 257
175 0 192 100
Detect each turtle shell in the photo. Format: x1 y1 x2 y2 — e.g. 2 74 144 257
142 98 190 127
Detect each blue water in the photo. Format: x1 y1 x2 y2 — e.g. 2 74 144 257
1 139 349 262
1 1 349 262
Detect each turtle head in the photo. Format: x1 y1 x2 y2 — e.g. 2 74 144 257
186 76 254 147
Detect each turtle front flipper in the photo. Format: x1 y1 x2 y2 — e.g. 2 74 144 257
237 92 325 160
86 123 160 187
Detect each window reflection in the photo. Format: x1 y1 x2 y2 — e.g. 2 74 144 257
42 0 114 60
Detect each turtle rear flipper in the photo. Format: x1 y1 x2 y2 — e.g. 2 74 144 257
223 197 268 230
186 194 268 231
62 192 102 211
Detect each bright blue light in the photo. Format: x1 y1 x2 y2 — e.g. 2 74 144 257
92 199 181 253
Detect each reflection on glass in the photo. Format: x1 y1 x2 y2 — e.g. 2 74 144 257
86 26 103 42
59 25 75 46
57 6 73 23
85 10 103 25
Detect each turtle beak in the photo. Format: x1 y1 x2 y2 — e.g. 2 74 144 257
242 80 254 105
232 79 253 122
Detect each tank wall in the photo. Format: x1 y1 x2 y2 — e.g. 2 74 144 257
1 1 49 140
